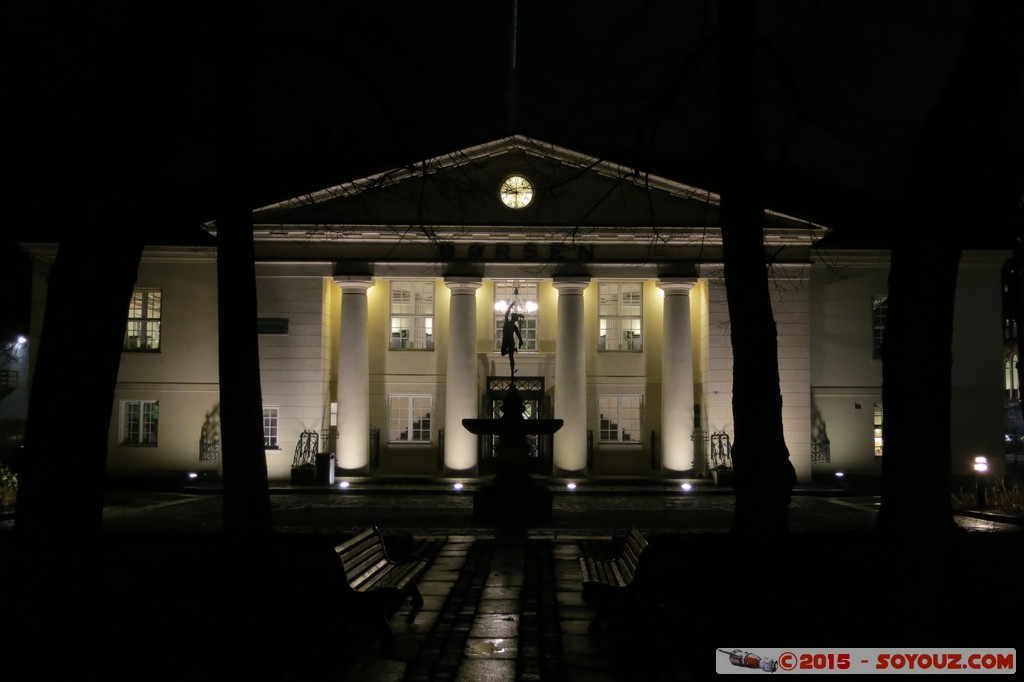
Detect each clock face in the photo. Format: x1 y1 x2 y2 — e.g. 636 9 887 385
499 175 534 209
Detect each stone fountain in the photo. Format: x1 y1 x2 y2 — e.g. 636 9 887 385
462 383 563 526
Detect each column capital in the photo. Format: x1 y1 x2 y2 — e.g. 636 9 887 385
552 276 590 292
658 277 697 293
444 276 482 292
333 276 374 291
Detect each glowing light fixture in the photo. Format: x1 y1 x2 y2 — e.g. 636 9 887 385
835 471 845 478
338 481 350 489
973 456 989 473
566 482 577 491
680 482 692 491
16 336 27 344
496 283 538 315
187 472 198 479
453 482 464 491
495 299 538 313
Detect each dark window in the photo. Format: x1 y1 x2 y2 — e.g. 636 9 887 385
872 296 888 359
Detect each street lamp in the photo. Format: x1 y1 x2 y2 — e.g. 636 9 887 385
973 456 988 508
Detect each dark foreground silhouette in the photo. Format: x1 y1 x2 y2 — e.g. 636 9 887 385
2 528 1020 680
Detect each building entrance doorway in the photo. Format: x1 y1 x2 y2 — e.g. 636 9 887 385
478 376 552 475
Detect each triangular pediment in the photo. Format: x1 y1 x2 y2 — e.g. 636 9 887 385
248 136 823 239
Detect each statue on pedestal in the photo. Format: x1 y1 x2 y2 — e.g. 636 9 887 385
462 379 562 527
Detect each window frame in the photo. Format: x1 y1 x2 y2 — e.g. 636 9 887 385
388 394 433 444
871 295 888 360
873 403 883 457
125 288 162 352
263 405 280 449
598 394 643 444
389 281 435 351
598 281 643 352
1006 353 1020 400
121 399 159 446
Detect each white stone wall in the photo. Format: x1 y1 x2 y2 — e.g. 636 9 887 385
808 253 887 478
256 263 334 480
108 248 220 474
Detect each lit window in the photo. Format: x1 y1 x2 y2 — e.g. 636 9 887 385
390 281 434 350
122 400 159 446
389 395 432 443
873 403 883 456
263 406 279 448
1007 353 1020 400
599 282 642 351
872 295 887 359
125 289 162 351
494 280 538 351
599 395 642 443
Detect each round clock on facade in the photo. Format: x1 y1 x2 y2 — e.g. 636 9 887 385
499 174 534 209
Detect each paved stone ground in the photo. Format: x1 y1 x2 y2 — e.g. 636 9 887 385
1 483 1020 681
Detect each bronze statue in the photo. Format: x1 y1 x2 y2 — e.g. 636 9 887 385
500 302 524 376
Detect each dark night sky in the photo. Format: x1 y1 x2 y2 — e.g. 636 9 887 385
5 0 1023 336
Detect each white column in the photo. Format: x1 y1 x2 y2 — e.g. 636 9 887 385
553 277 590 473
335 276 373 470
444 277 481 472
659 278 697 473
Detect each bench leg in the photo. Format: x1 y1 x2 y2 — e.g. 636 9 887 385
405 586 425 623
376 613 396 648
409 585 424 609
587 612 605 637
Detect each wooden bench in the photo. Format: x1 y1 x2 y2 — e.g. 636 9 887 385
334 526 429 645
578 526 654 635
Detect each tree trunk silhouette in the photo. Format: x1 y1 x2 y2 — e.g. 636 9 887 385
15 240 142 537
878 244 960 537
216 6 272 537
717 0 796 536
1014 245 1024 409
877 0 1023 538
12 236 144 676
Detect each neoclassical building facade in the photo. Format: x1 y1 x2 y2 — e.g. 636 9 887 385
26 136 1009 483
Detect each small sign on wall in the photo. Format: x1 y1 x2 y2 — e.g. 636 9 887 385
257 318 289 334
